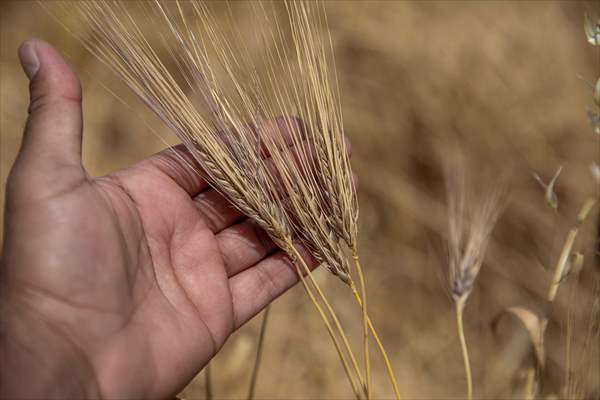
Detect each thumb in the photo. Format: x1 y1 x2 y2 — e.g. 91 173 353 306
12 39 85 190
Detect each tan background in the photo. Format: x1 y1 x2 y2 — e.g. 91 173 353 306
1 1 599 399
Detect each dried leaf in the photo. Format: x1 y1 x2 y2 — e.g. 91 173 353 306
558 252 584 283
495 306 545 368
584 14 600 46
532 166 562 210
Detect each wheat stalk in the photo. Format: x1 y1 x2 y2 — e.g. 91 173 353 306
446 164 504 400
247 305 270 400
250 3 401 397
69 1 373 397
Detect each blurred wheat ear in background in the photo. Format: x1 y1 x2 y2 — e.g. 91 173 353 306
445 161 505 400
59 1 400 399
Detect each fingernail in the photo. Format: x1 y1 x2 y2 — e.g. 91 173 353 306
18 41 40 80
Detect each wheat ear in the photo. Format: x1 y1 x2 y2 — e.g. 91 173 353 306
72 1 365 397
446 165 504 400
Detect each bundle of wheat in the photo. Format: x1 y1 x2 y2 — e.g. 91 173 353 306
63 1 399 399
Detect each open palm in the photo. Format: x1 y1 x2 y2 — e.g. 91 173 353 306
1 40 314 399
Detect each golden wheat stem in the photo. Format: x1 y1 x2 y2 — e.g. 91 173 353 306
351 253 371 399
350 286 402 400
286 246 362 399
455 297 473 400
247 305 270 400
287 244 365 398
205 363 213 400
524 366 536 400
531 198 597 397
540 197 597 344
547 198 597 303
564 300 573 397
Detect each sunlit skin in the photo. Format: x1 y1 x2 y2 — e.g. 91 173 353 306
0 39 317 399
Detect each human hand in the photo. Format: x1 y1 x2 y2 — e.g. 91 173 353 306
0 39 316 399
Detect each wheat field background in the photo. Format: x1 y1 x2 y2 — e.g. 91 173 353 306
1 1 599 399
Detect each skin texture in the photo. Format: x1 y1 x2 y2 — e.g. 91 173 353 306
0 39 317 399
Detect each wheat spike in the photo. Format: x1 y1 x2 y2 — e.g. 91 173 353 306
71 1 370 397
